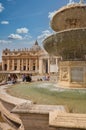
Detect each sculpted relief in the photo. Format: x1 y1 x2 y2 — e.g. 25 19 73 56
60 67 69 81
65 18 80 28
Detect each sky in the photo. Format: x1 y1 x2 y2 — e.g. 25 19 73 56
0 0 82 61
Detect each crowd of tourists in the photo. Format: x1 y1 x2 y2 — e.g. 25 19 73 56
7 73 32 84
43 73 50 81
6 73 50 84
37 73 50 81
7 74 18 84
22 74 32 82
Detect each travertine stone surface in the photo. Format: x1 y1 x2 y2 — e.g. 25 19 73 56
58 61 86 88
51 4 86 31
0 101 23 130
12 103 67 130
49 111 86 129
12 103 86 130
12 103 66 114
43 3 86 88
43 28 86 59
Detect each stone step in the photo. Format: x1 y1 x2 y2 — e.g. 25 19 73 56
49 111 86 129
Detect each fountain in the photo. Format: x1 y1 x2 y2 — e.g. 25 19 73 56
43 0 86 88
1 1 86 130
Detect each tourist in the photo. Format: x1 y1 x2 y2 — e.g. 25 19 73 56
7 74 11 81
25 74 32 82
7 73 17 84
12 74 18 84
22 74 26 82
7 74 12 84
42 75 46 81
46 73 50 81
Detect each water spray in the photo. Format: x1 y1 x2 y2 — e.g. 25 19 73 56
79 0 84 4
68 0 74 5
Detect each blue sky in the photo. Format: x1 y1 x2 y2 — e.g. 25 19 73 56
0 0 81 61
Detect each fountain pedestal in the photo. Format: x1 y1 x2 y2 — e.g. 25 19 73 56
58 61 86 88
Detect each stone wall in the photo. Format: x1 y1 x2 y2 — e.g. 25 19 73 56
0 101 23 130
49 111 86 130
0 99 15 111
58 61 86 88
19 113 51 130
13 112 85 130
12 103 86 130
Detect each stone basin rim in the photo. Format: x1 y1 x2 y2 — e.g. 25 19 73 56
53 3 86 15
51 3 86 31
43 27 86 57
43 27 86 44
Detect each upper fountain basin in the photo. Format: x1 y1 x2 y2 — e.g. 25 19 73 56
43 28 86 59
51 4 86 32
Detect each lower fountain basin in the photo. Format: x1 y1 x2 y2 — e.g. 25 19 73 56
43 28 86 60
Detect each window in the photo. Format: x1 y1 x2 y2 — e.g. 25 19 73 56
33 66 35 70
4 64 7 70
14 66 17 70
23 66 26 70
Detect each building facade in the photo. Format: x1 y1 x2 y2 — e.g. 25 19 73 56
1 41 59 74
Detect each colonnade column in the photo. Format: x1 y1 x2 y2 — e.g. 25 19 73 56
22 59 23 70
39 59 43 74
17 59 20 70
26 59 28 71
56 58 58 72
12 59 14 71
35 59 38 72
2 60 4 71
7 59 10 71
29 59 31 71
56 58 58 81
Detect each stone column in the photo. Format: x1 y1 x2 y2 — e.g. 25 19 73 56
26 59 28 71
2 60 4 71
7 59 10 71
56 58 58 72
12 59 14 71
48 58 50 73
39 59 43 74
56 58 58 81
67 64 71 83
17 59 20 70
35 59 38 72
29 59 31 71
22 59 23 70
